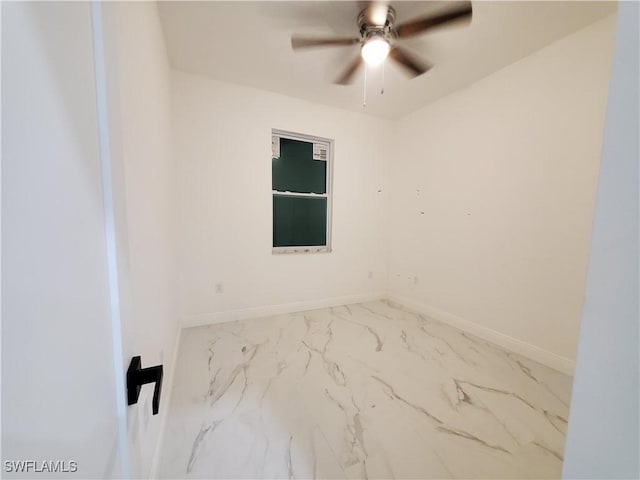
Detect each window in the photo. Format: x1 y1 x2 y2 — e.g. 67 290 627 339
272 129 333 254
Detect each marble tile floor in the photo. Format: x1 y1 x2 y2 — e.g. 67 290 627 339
158 300 573 479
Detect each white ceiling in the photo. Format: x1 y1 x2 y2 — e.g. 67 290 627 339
158 1 616 119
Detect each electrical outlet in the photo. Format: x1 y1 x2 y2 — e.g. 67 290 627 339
215 282 224 294
414 276 419 285
368 271 373 279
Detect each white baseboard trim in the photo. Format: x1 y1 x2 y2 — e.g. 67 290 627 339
149 324 183 479
388 293 576 376
182 292 387 328
180 291 574 375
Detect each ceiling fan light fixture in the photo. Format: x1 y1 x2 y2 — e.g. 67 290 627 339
291 1 472 85
361 37 390 67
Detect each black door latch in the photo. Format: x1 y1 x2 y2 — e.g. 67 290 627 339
126 356 163 415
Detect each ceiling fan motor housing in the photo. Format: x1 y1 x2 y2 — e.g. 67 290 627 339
358 6 397 44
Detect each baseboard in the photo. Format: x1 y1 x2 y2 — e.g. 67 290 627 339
149 324 183 479
181 291 574 375
182 291 387 328
388 293 576 376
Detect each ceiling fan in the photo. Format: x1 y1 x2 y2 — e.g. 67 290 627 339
291 1 473 85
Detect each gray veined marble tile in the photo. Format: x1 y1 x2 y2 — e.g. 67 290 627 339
158 300 573 479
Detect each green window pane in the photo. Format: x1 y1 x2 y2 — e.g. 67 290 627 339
273 196 327 247
272 138 326 194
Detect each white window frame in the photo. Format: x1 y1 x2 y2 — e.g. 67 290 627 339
271 129 333 254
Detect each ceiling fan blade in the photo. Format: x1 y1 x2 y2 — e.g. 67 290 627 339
358 1 391 26
335 55 363 85
395 1 472 39
389 46 431 77
291 36 360 50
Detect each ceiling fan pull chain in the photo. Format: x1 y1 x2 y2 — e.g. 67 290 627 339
363 63 368 108
381 60 385 95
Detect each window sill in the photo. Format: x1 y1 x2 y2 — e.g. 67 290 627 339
272 246 332 255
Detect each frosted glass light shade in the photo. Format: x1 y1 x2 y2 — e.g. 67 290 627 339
361 38 390 66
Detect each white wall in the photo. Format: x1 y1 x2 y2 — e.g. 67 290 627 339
172 72 391 325
388 15 616 372
1 2 125 477
101 2 180 478
563 2 639 477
